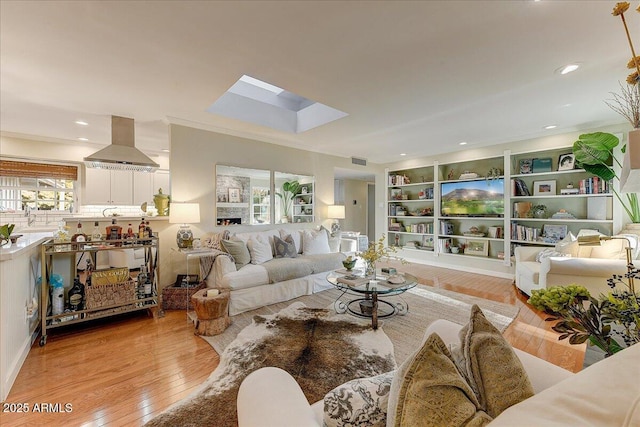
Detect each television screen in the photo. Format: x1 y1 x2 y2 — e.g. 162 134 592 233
440 179 504 217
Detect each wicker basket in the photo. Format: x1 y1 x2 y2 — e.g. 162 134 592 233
91 267 130 286
85 279 136 309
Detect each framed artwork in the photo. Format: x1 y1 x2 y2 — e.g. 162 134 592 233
422 235 435 249
532 157 552 173
518 159 533 174
390 188 403 200
543 224 568 241
228 188 241 203
533 180 556 196
558 153 576 171
464 239 489 256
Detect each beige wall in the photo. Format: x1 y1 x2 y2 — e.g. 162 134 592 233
342 179 369 235
168 124 383 235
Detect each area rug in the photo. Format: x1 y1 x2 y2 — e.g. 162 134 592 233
202 284 520 365
145 302 396 427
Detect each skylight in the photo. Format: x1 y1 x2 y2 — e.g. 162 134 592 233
207 75 348 133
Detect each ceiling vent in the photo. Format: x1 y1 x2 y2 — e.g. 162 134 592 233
351 157 367 166
84 116 159 172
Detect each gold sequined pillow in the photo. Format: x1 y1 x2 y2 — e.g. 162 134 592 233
387 333 493 427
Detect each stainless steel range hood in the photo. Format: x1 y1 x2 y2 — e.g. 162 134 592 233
84 116 159 172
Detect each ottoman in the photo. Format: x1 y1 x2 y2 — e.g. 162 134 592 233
191 289 231 336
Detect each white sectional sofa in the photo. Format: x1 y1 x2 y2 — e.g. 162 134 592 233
206 228 349 315
514 234 638 296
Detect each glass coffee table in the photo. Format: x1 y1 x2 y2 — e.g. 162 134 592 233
326 269 418 329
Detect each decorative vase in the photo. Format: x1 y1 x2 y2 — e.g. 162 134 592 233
342 259 356 271
153 188 170 216
620 223 640 239
365 260 376 277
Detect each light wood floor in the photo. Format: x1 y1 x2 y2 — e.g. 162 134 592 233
1 263 584 427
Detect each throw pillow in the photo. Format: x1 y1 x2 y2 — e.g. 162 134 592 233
279 229 304 254
535 248 569 263
247 235 274 264
202 230 230 251
453 305 534 419
387 333 493 427
323 371 394 427
554 232 579 257
221 239 251 270
302 229 331 255
274 235 297 258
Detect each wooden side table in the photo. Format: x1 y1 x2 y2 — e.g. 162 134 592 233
191 289 231 336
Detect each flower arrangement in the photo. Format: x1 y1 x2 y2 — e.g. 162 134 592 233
607 2 640 128
529 265 639 357
356 234 405 276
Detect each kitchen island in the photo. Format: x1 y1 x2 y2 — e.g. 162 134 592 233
0 231 53 401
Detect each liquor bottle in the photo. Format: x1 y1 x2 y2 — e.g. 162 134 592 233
106 218 122 246
138 218 146 239
145 220 153 240
85 258 93 287
90 221 102 242
144 268 153 302
71 221 87 249
137 265 147 305
68 275 85 311
126 223 134 242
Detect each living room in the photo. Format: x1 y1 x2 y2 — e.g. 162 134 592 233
1 1 640 426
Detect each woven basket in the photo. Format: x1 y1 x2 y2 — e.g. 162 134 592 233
85 279 136 309
91 267 130 286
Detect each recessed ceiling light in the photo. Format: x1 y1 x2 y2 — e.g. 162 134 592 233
75 120 89 126
459 142 468 146
544 125 557 130
78 137 89 141
400 153 407 156
557 64 580 75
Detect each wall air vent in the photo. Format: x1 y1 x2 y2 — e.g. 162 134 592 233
351 157 367 166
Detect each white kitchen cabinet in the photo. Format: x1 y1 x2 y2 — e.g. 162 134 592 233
153 170 171 196
133 171 153 205
83 168 133 205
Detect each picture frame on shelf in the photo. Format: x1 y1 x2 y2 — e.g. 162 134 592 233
543 224 568 242
390 188 403 200
533 180 556 196
464 239 489 256
532 157 552 173
422 235 435 249
558 153 576 171
228 188 241 203
518 159 533 174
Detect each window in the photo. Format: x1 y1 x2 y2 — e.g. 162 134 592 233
0 161 77 211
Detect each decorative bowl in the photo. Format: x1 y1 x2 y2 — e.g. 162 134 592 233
342 259 356 270
9 234 23 244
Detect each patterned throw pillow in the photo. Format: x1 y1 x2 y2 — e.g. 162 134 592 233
203 230 230 250
387 333 492 427
274 235 297 258
453 305 534 418
323 371 395 427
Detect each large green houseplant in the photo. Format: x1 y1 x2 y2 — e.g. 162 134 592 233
573 132 639 223
275 180 301 222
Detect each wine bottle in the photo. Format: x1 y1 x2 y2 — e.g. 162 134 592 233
68 275 85 311
137 265 147 304
71 221 87 249
145 220 153 240
85 258 93 287
138 218 146 239
144 269 152 303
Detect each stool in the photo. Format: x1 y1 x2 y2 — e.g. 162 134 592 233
191 289 231 336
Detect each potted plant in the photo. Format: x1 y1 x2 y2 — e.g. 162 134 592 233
0 223 15 248
572 132 639 223
275 180 301 223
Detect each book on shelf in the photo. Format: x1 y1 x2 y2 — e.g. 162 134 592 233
511 178 530 196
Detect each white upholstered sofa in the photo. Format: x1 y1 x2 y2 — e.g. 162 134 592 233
514 234 639 296
205 228 352 315
237 318 640 427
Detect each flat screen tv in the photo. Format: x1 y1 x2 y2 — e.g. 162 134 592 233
440 179 504 217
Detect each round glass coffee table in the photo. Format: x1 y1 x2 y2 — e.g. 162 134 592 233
326 269 418 329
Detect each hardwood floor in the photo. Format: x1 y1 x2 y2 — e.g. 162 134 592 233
1 263 584 426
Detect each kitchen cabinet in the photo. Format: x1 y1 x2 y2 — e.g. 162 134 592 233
83 168 133 205
84 168 170 206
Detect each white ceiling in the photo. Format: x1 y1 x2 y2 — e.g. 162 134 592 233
1 1 638 165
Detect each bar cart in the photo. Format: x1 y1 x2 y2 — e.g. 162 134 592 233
39 236 159 346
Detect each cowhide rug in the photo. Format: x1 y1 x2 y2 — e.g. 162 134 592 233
145 302 396 427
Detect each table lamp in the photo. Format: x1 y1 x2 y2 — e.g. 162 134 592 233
170 202 200 248
327 205 345 236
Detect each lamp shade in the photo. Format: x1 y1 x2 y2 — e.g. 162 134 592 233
169 202 200 224
327 205 345 219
